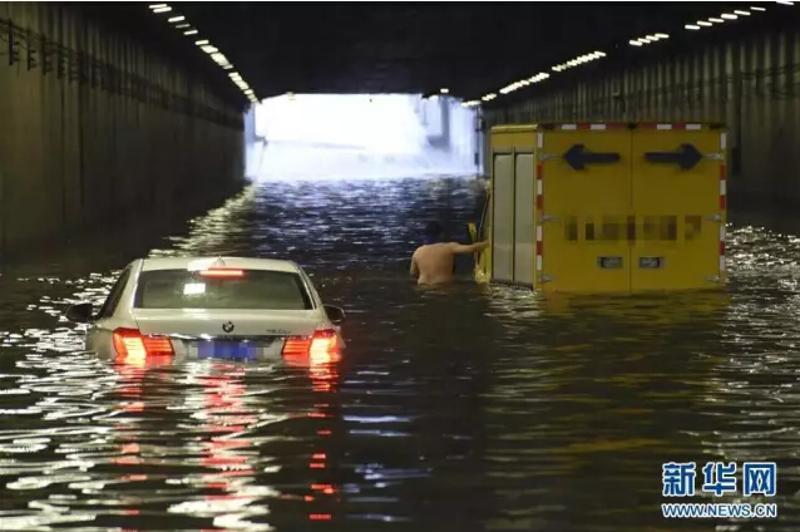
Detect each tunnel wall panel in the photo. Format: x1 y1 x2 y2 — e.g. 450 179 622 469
484 27 800 210
0 3 245 256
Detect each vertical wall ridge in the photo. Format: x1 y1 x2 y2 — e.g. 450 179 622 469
0 3 245 257
484 26 800 209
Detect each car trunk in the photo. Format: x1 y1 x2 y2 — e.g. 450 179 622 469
131 309 323 361
132 308 322 338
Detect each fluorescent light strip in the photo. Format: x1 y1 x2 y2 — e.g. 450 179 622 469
210 53 229 65
148 6 256 102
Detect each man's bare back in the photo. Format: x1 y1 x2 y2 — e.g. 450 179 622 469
410 241 489 285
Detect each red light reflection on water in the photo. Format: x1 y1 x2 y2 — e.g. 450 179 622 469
110 353 174 518
110 349 344 525
282 350 343 522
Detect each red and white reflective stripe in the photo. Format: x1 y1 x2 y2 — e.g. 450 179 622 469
536 225 543 272
536 163 544 210
536 162 544 272
641 122 703 130
559 122 625 131
719 225 726 273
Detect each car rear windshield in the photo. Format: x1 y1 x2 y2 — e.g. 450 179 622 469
134 269 313 310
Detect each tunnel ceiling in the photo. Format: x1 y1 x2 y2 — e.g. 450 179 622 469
115 2 800 101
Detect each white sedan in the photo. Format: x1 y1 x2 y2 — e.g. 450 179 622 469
65 257 345 364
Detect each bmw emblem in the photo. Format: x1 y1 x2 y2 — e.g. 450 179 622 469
222 321 235 333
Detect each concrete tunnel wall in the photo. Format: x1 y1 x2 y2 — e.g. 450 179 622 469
483 23 800 211
0 3 245 257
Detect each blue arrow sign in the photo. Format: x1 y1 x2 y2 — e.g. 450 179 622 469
563 144 621 170
644 143 703 170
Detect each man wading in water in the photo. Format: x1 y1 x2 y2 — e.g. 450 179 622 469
409 221 489 285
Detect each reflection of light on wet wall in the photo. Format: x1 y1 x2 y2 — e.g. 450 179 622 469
245 94 479 180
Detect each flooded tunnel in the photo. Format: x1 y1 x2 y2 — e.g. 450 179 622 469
2 2 800 531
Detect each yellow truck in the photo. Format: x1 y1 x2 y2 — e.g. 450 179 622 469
473 122 727 293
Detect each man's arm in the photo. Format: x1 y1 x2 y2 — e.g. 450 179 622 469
449 241 489 254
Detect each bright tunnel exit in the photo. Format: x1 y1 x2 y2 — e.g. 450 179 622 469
245 94 481 180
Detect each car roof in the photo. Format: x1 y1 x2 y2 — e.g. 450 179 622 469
139 256 302 273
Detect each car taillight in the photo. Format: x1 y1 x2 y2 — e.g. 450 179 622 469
282 329 340 364
282 336 312 357
309 329 340 364
113 328 174 358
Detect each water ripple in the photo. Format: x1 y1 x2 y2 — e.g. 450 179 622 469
1 177 800 530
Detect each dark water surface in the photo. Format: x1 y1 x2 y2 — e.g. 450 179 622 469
1 177 800 531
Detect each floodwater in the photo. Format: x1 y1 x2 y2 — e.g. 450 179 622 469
1 176 800 531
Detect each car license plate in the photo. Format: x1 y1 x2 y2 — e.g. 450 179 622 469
197 340 273 361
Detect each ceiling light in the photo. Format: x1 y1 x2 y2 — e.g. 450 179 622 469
685 24 701 30
210 52 228 65
167 15 185 23
222 64 233 70
720 13 738 19
709 17 725 22
440 88 449 94
151 6 171 13
750 5 767 11
183 29 198 35
697 20 712 26
734 9 751 15
175 23 190 29
775 1 794 5
654 33 670 39
148 3 168 8
200 45 219 54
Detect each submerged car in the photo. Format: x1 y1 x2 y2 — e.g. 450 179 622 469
65 257 345 364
